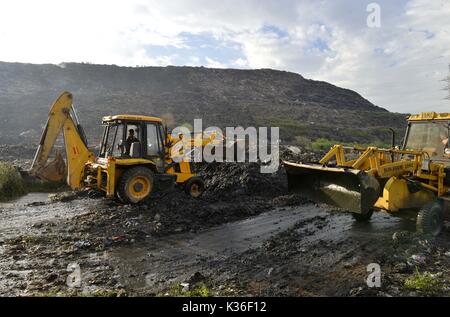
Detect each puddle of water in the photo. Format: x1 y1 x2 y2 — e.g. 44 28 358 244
109 205 327 290
0 193 50 209
109 204 416 292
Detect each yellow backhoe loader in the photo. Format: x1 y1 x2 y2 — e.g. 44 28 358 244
284 112 450 236
29 92 219 203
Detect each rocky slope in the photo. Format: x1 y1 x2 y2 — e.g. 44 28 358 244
0 61 406 146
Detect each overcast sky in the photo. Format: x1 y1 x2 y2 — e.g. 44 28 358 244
0 0 449 113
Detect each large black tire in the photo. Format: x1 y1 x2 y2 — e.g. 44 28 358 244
184 177 205 198
417 201 444 236
117 167 154 204
352 209 374 222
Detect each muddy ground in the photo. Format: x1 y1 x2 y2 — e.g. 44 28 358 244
0 145 449 297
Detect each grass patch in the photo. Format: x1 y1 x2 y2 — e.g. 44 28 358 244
404 269 443 293
310 138 392 152
0 161 25 201
311 138 339 151
256 115 402 145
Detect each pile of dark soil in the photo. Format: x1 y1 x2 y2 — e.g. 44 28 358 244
279 146 323 164
199 162 287 197
63 160 309 245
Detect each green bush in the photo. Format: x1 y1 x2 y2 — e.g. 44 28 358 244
161 283 211 297
0 161 25 201
311 138 338 151
310 138 392 152
404 269 443 293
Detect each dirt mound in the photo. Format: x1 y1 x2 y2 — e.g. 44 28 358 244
279 146 323 164
52 161 309 247
199 162 287 197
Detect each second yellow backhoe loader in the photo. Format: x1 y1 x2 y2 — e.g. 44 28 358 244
29 92 219 203
284 112 450 236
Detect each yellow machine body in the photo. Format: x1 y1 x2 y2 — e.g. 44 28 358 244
30 92 219 202
284 112 450 216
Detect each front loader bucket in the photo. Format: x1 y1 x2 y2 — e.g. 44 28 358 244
283 161 380 214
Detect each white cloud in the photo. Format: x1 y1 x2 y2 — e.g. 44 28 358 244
205 57 226 68
312 0 450 113
233 58 249 67
0 0 449 113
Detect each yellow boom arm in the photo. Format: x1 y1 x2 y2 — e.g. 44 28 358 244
30 92 94 189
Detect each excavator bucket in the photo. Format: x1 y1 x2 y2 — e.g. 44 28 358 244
283 161 380 214
30 151 66 183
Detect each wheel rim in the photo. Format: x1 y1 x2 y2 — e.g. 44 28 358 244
128 176 151 200
190 183 202 198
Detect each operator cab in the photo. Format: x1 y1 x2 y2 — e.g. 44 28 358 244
99 115 166 162
403 112 450 165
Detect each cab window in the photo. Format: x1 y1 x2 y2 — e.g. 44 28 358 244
404 122 449 158
147 123 162 156
100 124 123 158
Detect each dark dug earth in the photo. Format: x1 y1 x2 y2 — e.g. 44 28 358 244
0 146 449 297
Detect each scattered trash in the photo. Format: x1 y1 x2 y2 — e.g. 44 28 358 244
111 236 124 242
74 240 91 249
408 254 427 266
180 283 190 292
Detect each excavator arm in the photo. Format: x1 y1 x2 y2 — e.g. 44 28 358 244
30 92 94 190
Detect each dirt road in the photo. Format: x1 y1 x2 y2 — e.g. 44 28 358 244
0 146 449 297
1 190 448 297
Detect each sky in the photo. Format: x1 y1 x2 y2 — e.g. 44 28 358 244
0 0 449 113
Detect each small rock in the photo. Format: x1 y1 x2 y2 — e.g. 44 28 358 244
267 268 274 276
188 272 205 284
392 231 410 242
49 192 78 203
